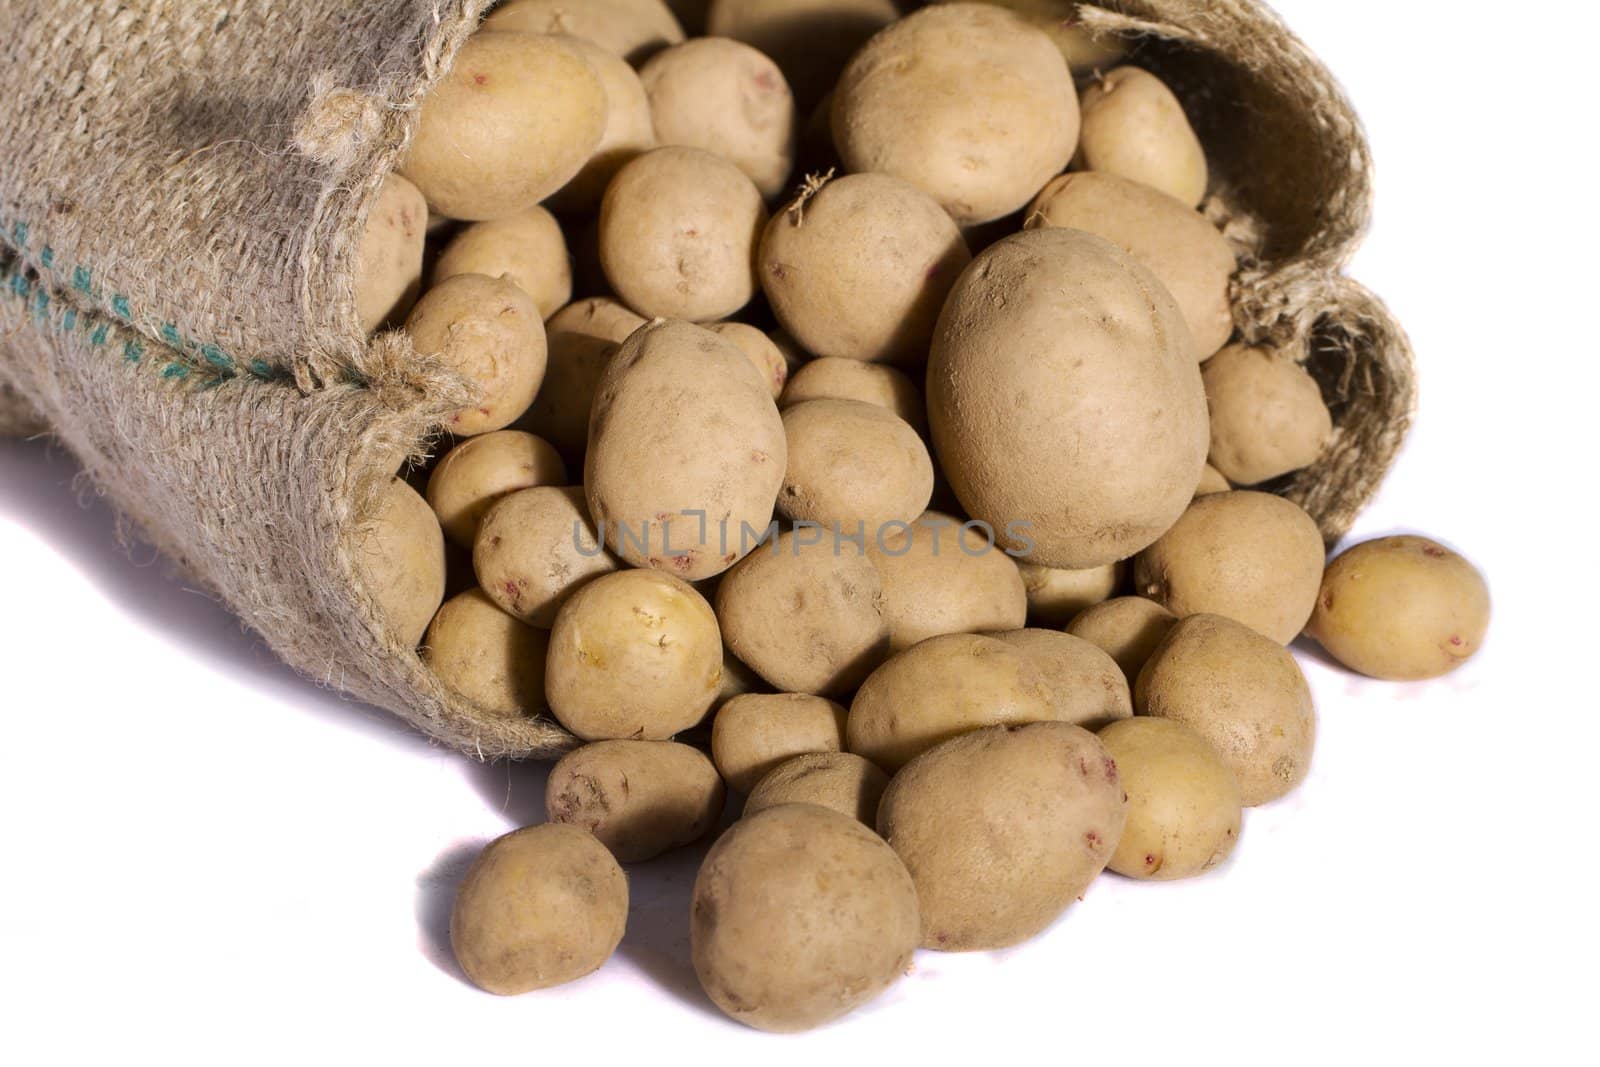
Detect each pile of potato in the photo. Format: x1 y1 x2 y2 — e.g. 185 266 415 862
351 0 1491 1032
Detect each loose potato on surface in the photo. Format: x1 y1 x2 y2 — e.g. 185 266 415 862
426 430 566 548
546 36 658 215
1017 560 1123 628
546 740 725 862
519 297 648 459
401 32 607 221
692 803 920 1032
1203 344 1334 486
1065 596 1179 685
474 486 620 627
781 357 925 433
1099 717 1242 880
877 722 1126 951
545 569 723 740
929 0 1127 73
451 824 628 995
1077 66 1209 206
712 692 848 793
432 206 572 319
708 0 901 108
357 478 446 649
1307 536 1491 681
743 751 890 825
778 399 933 529
356 173 426 333
869 511 1029 651
405 274 548 436
1136 613 1316 806
1134 490 1325 644
482 0 686 63
990 628 1133 730
709 322 788 398
423 588 549 717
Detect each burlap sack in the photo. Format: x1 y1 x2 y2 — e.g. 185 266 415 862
0 0 1416 758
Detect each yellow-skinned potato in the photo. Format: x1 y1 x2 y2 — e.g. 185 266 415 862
356 479 446 648
779 399 933 530
781 357 925 434
546 740 725 862
869 511 1028 651
1017 560 1123 628
1077 66 1209 206
743 751 890 825
426 431 567 548
712 692 848 793
519 297 648 459
474 486 621 628
400 33 607 221
708 0 901 109
1307 536 1491 681
405 274 548 436
482 0 686 63
423 588 550 717
1203 344 1334 486
1065 596 1179 685
1099 717 1242 880
930 0 1127 73
832 4 1079 225
1195 463 1231 497
990 628 1133 730
546 36 658 215
709 322 788 398
356 174 426 333
432 206 572 319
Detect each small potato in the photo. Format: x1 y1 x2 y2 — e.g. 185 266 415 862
357 478 446 648
401 33 607 220
715 528 890 697
424 588 550 716
781 357 925 434
599 147 769 322
1203 344 1334 486
1099 717 1242 880
641 37 797 200
990 628 1133 730
547 36 658 215
451 824 628 995
709 322 788 398
1065 596 1178 684
692 803 920 1032
547 569 723 740
426 431 567 548
877 722 1126 951
929 0 1128 74
869 512 1028 652
356 174 427 333
744 752 890 825
432 206 573 319
832 4 1080 225
1017 560 1123 627
716 649 769 703
519 297 648 459
760 173 972 364
1307 536 1491 681
1195 463 1231 497
712 693 848 793
708 0 900 108
546 740 725 862
779 399 933 530
1077 66 1209 206
847 633 1054 771
1134 490 1325 644
474 486 621 627
1136 613 1316 806
1027 171 1237 361
405 274 548 436
483 0 686 63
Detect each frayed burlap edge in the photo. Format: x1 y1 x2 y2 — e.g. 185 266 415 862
0 375 45 438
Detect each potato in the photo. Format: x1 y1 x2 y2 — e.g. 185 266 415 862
547 36 658 215
474 486 621 627
1136 613 1316 806
356 174 426 333
877 722 1126 950
743 752 890 825
715 527 890 696
759 173 971 363
716 649 768 703
1077 66 1209 206
546 740 725 862
928 229 1208 569
519 298 648 459
1065 596 1178 684
585 320 785 579
640 38 797 200
929 0 1127 74
1307 536 1491 681
401 32 607 220
712 693 848 793
451 824 628 995
546 569 723 740
431 206 572 319
599 147 768 321
405 274 548 436
692 804 919 1031
482 0 686 63
990 628 1133 730
426 431 567 548
1196 463 1231 497
778 399 933 529
1027 172 1236 362
708 0 901 108
1017 560 1123 628
1203 344 1334 486
709 322 788 398
781 357 925 434
1134 490 1325 644
832 4 1079 225
1099 717 1242 880
847 633 1053 770
423 588 549 716
869 511 1028 651
357 478 446 648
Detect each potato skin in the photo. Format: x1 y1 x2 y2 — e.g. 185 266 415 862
357 479 446 648
709 322 788 398
708 0 900 108
426 431 566 548
869 511 1029 651
432 206 573 319
1017 560 1123 628
1065 596 1178 684
547 36 658 215
355 174 426 333
712 693 848 793
781 357 926 434
877 722 1126 951
546 740 725 862
990 628 1133 730
519 298 648 460
779 399 933 529
424 588 550 717
1195 463 1231 497
928 229 1208 569
1077 66 1209 206
405 274 548 437
744 751 890 825
585 320 786 580
1203 344 1333 486
1099 717 1242 880
483 0 686 63
692 803 920 1032
545 569 723 740
1307 536 1491 681
1136 613 1315 806
451 824 628 995
1134 490 1325 644
930 0 1127 74
474 486 621 628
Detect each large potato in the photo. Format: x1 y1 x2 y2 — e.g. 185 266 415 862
426 430 566 548
586 320 786 580
519 297 648 459
712 693 848 793
1065 596 1178 684
869 511 1028 651
355 174 426 333
1203 344 1334 486
356 478 446 648
990 628 1133 730
424 589 550 716
1017 560 1123 628
546 740 725 862
743 752 890 825
432 206 572 319
474 486 621 627
405 274 548 436
1099 717 1242 880
708 0 901 108
483 0 685 63
778 399 933 529
832 4 1079 225
877 722 1126 950
929 0 1127 73
1077 66 1209 206
547 36 658 214
781 357 925 434
928 229 1208 569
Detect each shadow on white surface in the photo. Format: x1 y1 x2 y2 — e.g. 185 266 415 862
415 837 491 989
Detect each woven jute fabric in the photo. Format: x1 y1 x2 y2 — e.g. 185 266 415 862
0 376 45 437
0 0 1414 758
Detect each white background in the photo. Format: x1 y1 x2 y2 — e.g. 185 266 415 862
2 2 1596 1063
